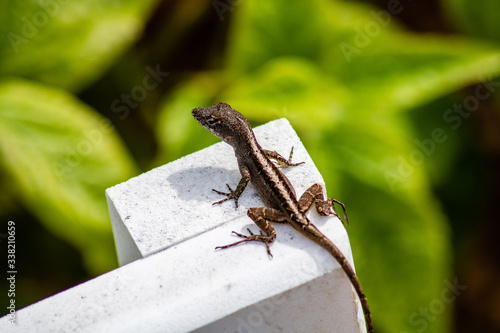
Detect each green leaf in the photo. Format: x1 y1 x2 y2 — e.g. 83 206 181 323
227 0 333 74
228 0 500 115
0 0 156 92
221 57 349 132
226 0 403 75
443 0 500 44
0 79 137 273
155 73 225 164
326 33 500 115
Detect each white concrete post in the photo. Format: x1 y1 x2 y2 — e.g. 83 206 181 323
0 119 365 332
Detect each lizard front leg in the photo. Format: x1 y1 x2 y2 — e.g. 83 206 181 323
264 146 304 168
212 167 250 208
215 207 287 257
298 183 349 225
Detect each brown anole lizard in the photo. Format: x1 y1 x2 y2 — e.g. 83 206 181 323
192 102 373 332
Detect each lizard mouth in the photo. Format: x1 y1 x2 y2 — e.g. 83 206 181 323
191 107 203 122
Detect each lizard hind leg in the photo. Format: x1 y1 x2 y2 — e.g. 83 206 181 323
298 183 349 225
215 207 287 257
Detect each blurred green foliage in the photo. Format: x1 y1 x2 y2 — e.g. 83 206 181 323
1 0 499 332
0 0 153 273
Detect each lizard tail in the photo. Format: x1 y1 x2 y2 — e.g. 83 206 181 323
303 223 374 333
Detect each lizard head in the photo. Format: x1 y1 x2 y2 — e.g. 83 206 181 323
192 102 251 147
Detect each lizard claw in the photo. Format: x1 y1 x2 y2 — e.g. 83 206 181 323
286 146 305 167
231 228 253 238
212 184 239 207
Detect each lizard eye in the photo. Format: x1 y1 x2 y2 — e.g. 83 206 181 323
207 117 220 126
